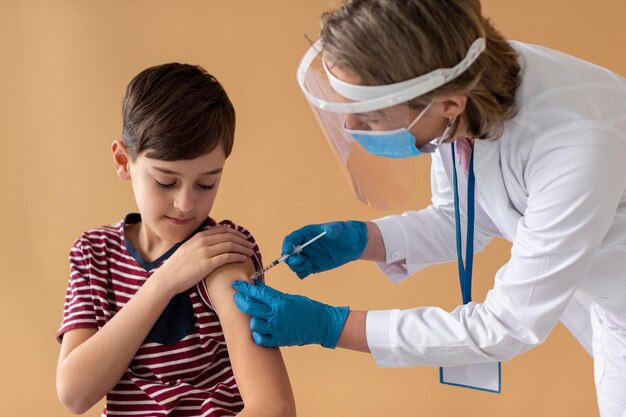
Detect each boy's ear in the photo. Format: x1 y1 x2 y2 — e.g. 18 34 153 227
111 140 131 180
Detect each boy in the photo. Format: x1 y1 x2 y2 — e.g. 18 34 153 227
56 63 296 417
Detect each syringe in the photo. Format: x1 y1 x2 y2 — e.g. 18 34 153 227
249 231 327 281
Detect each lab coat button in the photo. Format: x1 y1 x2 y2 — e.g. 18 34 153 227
391 252 401 261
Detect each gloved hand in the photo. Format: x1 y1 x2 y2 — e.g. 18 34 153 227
232 280 349 348
282 221 368 279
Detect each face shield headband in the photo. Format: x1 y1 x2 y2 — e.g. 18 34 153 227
297 37 486 113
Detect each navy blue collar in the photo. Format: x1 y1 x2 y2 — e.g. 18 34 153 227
123 213 210 271
122 213 212 345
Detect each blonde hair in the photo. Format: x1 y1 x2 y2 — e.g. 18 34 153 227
320 0 521 140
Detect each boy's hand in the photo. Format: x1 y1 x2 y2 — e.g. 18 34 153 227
154 225 255 296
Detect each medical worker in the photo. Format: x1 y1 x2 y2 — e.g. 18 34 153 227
232 1 626 415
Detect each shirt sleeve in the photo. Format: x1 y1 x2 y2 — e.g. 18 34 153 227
367 125 626 367
197 221 264 310
372 148 493 283
56 236 99 342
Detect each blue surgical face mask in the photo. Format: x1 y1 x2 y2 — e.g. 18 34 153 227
345 102 435 159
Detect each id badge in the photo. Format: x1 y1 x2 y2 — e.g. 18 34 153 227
440 362 501 393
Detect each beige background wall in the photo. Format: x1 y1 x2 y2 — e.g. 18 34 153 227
1 1 624 416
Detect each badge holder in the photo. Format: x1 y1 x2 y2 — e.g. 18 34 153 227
440 362 501 393
440 143 502 393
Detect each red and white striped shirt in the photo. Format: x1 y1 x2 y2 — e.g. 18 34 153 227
57 214 263 417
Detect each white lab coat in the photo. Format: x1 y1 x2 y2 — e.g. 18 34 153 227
367 41 626 368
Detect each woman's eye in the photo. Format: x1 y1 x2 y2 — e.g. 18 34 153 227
198 183 215 191
154 180 176 188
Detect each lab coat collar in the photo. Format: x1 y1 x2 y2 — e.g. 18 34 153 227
472 138 521 241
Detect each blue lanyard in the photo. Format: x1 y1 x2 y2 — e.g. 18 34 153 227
451 142 475 305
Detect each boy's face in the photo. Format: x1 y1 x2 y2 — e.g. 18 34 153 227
112 141 226 244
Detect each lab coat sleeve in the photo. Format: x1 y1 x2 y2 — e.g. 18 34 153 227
367 125 626 367
372 149 493 283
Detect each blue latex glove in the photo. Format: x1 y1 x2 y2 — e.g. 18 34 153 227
282 221 368 279
232 280 349 348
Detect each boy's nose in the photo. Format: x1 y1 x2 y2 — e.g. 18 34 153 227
173 189 195 214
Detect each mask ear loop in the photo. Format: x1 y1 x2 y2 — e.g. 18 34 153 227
437 116 458 145
407 101 434 130
416 113 457 154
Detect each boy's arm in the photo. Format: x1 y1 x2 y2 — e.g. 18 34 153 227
56 275 173 414
204 260 296 417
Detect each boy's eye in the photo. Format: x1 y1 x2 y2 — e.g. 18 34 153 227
155 180 175 188
153 179 215 191
198 183 215 191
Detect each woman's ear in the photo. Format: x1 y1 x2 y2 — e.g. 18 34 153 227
439 94 468 120
111 140 131 180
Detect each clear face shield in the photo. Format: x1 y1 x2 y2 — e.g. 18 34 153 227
296 38 485 210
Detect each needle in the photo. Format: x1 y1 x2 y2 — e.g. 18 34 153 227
249 231 327 281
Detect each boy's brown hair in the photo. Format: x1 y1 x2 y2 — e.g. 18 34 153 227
122 63 235 161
